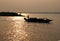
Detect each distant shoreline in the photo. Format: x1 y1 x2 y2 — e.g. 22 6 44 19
22 12 60 14
0 12 60 15
0 12 24 16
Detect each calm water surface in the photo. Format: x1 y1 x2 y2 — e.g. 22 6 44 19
0 13 60 41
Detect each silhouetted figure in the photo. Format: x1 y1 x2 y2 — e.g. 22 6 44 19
27 15 29 19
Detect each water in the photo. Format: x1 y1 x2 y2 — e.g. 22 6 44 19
0 13 60 41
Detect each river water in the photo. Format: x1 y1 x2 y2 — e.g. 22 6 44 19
0 13 60 41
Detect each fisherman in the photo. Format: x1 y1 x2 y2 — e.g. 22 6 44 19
27 15 29 19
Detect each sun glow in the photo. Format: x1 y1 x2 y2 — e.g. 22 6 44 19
18 13 21 15
11 17 24 21
9 13 28 21
21 13 28 16
17 13 28 16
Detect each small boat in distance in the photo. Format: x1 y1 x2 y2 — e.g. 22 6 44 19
24 16 52 23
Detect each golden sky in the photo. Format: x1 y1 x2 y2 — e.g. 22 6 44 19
0 0 60 12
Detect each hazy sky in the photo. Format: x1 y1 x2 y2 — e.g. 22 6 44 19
0 0 60 12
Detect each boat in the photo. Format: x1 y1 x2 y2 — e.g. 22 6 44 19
24 16 52 23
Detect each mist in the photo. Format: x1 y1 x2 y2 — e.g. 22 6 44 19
0 0 60 12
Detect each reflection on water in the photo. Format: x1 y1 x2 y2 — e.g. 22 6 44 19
0 13 60 41
0 16 28 41
0 20 29 41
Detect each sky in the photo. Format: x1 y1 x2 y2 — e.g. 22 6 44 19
0 0 60 12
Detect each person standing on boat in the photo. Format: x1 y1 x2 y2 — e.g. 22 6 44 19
27 15 29 19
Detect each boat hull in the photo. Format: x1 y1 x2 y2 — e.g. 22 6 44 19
24 18 52 23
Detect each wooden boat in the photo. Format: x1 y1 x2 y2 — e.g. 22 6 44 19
24 18 52 23
24 16 52 23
